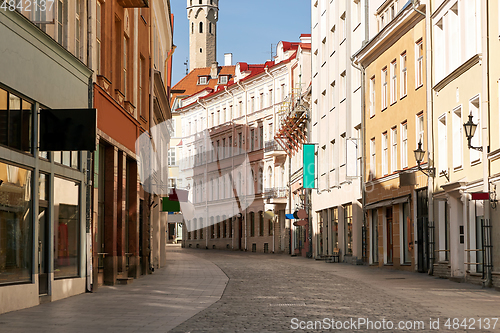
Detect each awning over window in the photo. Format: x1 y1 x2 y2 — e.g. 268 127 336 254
285 214 295 219
364 195 411 211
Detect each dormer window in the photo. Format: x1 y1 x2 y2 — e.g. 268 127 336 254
198 76 209 85
218 75 228 84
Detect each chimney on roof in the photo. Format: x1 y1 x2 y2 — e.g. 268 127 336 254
299 34 311 43
224 53 233 66
211 61 218 79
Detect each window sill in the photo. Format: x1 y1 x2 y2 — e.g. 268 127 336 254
415 84 423 91
340 38 346 45
330 107 335 112
340 98 346 103
330 50 336 57
352 22 361 32
353 86 361 94
381 107 387 112
453 166 463 172
400 94 407 100
390 100 397 106
471 159 481 166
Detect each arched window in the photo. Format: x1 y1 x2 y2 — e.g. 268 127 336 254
199 0 202 4
199 21 203 33
209 22 212 34
199 181 203 201
237 172 242 194
215 178 219 200
193 218 197 239
249 170 255 194
193 183 197 203
259 211 264 236
250 212 255 237
210 178 213 201
258 168 263 193
222 176 226 199
267 166 272 190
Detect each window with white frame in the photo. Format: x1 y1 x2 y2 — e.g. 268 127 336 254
168 148 176 166
416 112 424 149
340 71 346 101
353 0 361 27
340 12 346 41
382 132 388 175
330 25 336 55
438 114 447 173
370 138 376 179
401 122 408 168
415 39 424 88
330 81 335 110
75 0 82 60
381 67 388 110
469 96 481 162
123 36 128 97
391 127 397 172
370 76 375 117
452 107 462 168
268 89 273 106
400 52 407 97
57 0 65 45
390 60 397 104
198 76 208 85
259 92 264 109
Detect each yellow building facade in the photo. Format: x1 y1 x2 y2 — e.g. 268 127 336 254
355 3 428 272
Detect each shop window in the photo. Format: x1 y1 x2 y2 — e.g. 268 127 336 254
0 88 32 153
54 177 80 278
344 204 353 255
0 162 33 284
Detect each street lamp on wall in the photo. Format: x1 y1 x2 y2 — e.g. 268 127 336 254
463 113 482 151
413 140 435 177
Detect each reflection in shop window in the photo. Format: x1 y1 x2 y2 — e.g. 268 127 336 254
344 204 353 255
0 88 32 153
54 177 80 278
0 162 32 284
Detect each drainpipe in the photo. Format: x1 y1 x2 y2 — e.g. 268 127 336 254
149 2 155 272
196 98 209 249
412 0 435 276
223 86 236 249
480 0 492 287
350 55 366 263
237 80 248 250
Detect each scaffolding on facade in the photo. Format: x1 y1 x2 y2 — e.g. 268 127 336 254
274 86 310 157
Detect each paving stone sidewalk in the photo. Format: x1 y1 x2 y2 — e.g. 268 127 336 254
0 246 228 333
170 249 500 333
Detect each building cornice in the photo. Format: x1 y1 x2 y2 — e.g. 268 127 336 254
354 3 425 67
433 54 480 92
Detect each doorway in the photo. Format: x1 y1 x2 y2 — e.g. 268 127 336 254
416 188 429 273
386 207 393 264
38 173 49 295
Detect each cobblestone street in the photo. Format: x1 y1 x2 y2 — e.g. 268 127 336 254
1 246 500 332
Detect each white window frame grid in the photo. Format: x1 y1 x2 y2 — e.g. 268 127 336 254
382 132 388 176
381 67 388 110
438 114 448 173
390 60 397 105
415 39 424 88
75 0 81 60
400 52 407 98
401 122 408 168
370 138 376 179
370 76 375 117
391 127 397 173
452 106 463 169
416 112 424 149
469 95 481 163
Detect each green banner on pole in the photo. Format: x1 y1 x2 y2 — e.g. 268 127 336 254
162 197 181 212
303 143 315 189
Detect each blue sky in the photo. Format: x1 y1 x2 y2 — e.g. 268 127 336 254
170 0 312 86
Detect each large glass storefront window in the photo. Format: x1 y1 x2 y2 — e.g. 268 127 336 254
344 204 353 255
0 162 32 284
0 88 32 153
54 177 80 278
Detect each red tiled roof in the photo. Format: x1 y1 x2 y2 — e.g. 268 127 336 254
170 65 236 104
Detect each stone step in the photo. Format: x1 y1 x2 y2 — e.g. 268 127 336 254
116 277 134 285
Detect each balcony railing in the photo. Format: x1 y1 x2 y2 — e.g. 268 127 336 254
264 140 284 153
264 187 288 199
